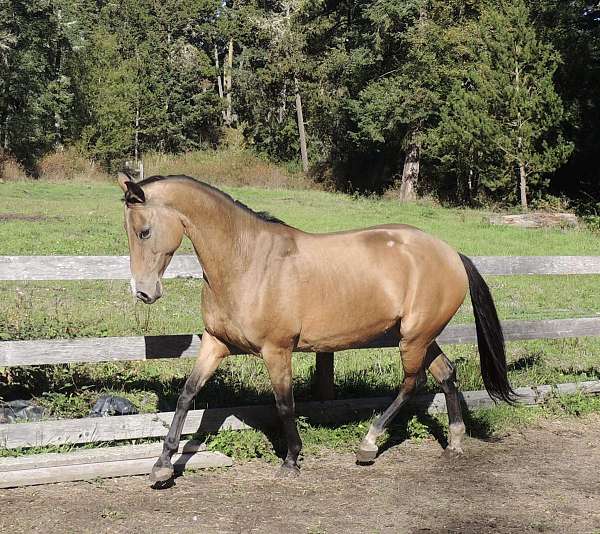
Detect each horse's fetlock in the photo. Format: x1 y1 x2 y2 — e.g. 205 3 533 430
164 436 178 451
290 441 302 456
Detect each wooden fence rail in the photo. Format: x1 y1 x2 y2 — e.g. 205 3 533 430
2 381 599 450
3 255 600 280
1 255 600 456
2 317 600 367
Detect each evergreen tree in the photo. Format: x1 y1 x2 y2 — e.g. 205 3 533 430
429 0 572 208
0 0 79 169
532 1 600 209
351 1 476 200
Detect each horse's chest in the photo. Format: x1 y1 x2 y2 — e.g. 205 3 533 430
201 289 262 354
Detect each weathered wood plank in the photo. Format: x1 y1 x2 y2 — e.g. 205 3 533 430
0 450 232 489
0 335 203 366
0 405 275 449
3 317 598 367
0 439 205 472
473 256 600 275
1 381 598 450
0 255 202 281
1 255 600 281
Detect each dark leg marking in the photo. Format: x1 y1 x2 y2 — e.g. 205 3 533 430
150 334 228 485
263 347 302 476
427 342 466 456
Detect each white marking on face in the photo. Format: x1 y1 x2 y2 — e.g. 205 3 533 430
130 278 137 296
387 240 395 247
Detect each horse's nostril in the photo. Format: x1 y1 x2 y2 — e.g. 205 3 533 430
136 291 151 303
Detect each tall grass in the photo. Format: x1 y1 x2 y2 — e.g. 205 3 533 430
2 144 316 189
143 147 314 189
36 148 109 182
0 153 28 181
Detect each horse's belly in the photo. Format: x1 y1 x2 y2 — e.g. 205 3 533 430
296 291 400 352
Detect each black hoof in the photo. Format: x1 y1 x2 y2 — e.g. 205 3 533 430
277 462 300 478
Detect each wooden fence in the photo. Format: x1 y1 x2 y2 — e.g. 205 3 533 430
1 255 600 452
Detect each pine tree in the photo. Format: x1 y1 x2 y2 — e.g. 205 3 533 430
0 0 79 169
344 0 478 199
429 0 572 208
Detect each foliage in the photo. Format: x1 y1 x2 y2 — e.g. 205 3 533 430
427 0 573 206
205 429 278 461
1 0 600 208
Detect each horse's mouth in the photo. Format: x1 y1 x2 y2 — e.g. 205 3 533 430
135 291 161 304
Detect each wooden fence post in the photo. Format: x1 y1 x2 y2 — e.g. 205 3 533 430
315 352 335 401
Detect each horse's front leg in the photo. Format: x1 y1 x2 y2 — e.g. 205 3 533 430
150 331 230 484
262 345 302 475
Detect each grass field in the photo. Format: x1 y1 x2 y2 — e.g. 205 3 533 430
1 178 600 459
2 181 600 255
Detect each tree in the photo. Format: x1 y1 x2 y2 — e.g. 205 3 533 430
79 0 223 166
532 1 600 210
0 0 80 169
350 1 449 200
429 0 572 208
298 0 479 195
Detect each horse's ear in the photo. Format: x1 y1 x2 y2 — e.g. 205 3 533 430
117 171 131 193
117 171 145 204
124 181 145 204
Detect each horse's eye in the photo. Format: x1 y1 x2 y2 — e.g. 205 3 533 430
139 228 151 240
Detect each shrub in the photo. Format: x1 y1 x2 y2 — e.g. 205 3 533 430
37 148 110 181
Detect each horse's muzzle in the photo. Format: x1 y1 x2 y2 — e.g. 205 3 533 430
136 290 159 304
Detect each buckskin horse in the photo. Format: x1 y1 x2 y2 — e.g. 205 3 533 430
117 172 515 484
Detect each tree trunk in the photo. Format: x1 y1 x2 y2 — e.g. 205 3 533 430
519 161 528 210
134 106 140 162
399 134 420 202
214 46 226 122
294 78 309 173
278 82 287 124
225 39 233 126
0 111 7 150
54 9 63 150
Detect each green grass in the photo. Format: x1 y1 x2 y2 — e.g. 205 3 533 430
1 181 600 255
1 180 599 457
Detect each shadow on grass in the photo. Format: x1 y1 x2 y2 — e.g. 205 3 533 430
507 354 542 372
2 363 508 462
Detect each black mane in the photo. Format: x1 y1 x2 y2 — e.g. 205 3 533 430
135 174 288 226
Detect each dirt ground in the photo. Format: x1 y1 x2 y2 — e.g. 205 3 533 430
1 417 599 534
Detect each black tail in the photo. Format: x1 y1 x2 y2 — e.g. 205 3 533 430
459 254 516 404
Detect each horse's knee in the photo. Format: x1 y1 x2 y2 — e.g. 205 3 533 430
275 400 295 420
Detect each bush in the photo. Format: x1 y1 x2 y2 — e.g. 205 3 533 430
0 153 28 181
143 146 315 189
37 148 110 182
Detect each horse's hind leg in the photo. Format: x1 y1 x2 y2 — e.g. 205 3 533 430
150 332 230 484
356 338 428 463
426 341 466 455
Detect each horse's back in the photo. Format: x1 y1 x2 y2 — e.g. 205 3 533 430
289 224 468 351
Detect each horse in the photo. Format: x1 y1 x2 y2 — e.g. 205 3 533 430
116 172 515 484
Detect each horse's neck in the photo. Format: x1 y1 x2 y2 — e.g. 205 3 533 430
167 182 260 290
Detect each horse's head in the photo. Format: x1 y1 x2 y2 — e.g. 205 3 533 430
118 172 184 304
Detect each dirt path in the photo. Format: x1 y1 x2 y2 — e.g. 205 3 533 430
1 417 599 534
